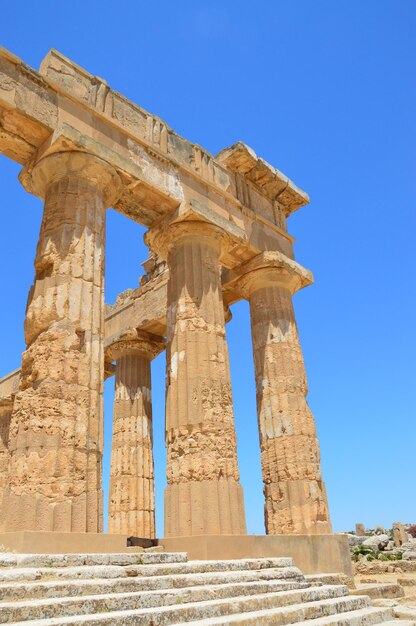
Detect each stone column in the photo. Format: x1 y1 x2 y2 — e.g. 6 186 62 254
239 254 332 535
1 151 121 533
393 522 408 547
107 331 164 538
0 401 12 528
149 221 246 537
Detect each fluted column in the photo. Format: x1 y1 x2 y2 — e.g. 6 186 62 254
1 151 121 532
239 254 332 535
107 331 164 538
149 221 246 537
0 402 12 527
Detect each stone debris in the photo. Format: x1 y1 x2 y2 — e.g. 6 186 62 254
363 534 390 550
345 522 416 568
347 534 367 547
403 540 416 553
356 561 416 574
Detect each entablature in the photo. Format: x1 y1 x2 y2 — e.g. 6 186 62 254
1 46 308 262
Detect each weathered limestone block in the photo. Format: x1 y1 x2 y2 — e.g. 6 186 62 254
107 331 164 538
148 221 247 537
0 151 121 533
0 401 12 518
238 254 332 535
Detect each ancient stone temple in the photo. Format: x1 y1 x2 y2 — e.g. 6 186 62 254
0 46 349 572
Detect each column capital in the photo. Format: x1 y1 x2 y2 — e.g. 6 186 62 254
106 329 165 363
225 251 313 298
19 150 122 208
146 218 229 261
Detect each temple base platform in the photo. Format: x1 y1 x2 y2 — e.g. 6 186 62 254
0 531 352 575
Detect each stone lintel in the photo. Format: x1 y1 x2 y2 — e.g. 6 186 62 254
39 50 307 218
104 269 169 349
223 251 314 301
0 369 20 404
216 142 309 216
38 49 233 194
0 51 56 164
0 45 22 66
1 46 303 258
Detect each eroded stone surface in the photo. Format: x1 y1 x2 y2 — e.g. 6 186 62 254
235 256 332 535
0 152 121 533
149 221 247 537
0 402 11 517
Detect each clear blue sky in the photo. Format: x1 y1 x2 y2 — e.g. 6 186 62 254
0 1 414 535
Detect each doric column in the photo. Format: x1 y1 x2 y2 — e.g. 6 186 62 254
148 221 247 537
0 401 12 528
1 151 121 532
107 331 164 538
238 253 332 535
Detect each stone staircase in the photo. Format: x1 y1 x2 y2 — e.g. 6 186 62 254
0 552 413 625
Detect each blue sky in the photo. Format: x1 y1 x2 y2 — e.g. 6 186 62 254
0 1 414 535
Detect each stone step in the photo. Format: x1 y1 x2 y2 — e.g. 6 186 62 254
392 606 416 621
0 566 305 602
397 578 416 587
0 552 187 569
381 622 416 626
0 557 294 583
362 599 416 622
0 582 345 623
279 607 400 626
305 573 355 589
173 605 395 626
7 592 370 626
353 583 405 599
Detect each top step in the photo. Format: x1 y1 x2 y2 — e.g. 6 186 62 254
0 552 188 568
0 553 296 571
